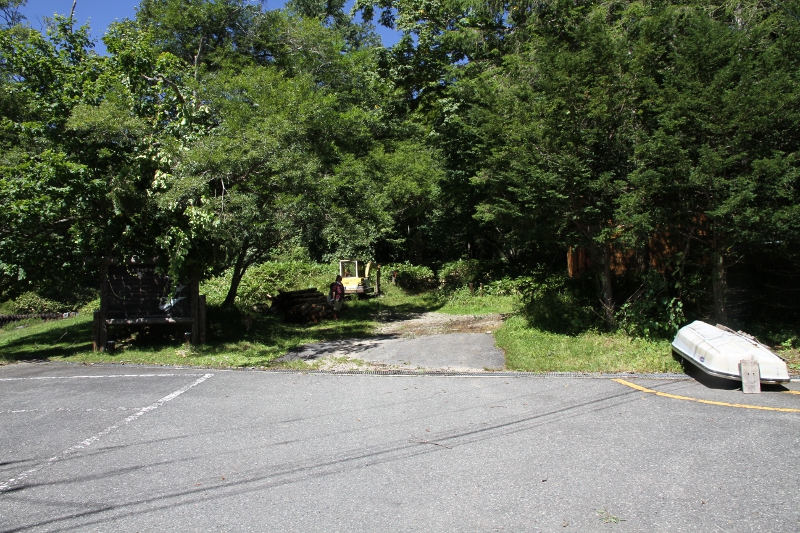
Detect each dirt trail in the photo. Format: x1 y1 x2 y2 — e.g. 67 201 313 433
375 312 505 337
279 312 508 372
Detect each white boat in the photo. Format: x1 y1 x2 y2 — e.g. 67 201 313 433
672 321 790 384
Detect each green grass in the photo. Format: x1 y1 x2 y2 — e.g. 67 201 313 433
0 284 439 368
496 315 683 374
437 294 519 315
0 301 379 368
0 315 95 363
2 285 686 374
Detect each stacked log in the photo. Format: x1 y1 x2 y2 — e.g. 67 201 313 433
0 312 76 327
270 288 336 323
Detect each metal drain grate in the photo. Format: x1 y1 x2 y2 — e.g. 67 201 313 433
258 368 691 379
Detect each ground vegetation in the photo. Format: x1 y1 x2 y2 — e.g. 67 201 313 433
1 0 799 351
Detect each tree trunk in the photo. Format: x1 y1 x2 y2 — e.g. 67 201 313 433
591 242 616 330
223 238 251 308
711 251 728 325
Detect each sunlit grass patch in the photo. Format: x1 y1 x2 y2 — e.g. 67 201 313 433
0 314 94 364
437 294 519 315
496 315 683 374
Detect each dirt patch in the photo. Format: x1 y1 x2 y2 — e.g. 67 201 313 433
279 312 509 372
778 348 800 377
375 312 506 337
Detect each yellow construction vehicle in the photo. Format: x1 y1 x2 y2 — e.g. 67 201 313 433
338 259 379 297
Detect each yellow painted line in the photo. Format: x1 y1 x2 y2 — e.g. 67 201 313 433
612 379 800 413
785 390 800 395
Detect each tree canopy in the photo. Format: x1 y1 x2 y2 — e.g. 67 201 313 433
2 0 799 331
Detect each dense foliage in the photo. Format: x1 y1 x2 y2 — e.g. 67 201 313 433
2 0 798 339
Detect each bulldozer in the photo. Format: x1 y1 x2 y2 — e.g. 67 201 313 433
338 259 379 298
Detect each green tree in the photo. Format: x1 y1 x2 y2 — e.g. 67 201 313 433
135 0 263 73
0 0 26 27
154 65 350 305
457 0 636 328
0 17 109 299
619 0 800 325
325 140 444 264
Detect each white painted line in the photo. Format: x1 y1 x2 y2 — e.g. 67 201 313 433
0 373 213 493
0 373 209 382
0 407 137 415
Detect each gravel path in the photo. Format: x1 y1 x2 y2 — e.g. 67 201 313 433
277 312 507 372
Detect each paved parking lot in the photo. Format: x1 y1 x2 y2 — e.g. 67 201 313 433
1 362 799 532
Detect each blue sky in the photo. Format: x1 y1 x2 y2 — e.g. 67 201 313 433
19 0 400 53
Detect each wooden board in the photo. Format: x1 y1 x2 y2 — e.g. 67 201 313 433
105 265 190 319
740 359 761 394
93 260 205 350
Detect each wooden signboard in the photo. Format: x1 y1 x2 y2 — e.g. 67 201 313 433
92 258 206 351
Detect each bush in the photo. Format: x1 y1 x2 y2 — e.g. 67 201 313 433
202 261 338 307
437 259 483 287
615 270 685 339
79 298 100 314
520 273 598 335
483 277 533 297
439 285 476 305
435 276 529 302
744 322 799 349
10 292 65 314
384 262 435 292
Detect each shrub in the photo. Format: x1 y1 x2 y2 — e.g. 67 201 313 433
10 292 65 314
615 270 685 339
437 259 483 287
520 273 598 334
203 261 338 307
742 322 799 349
483 277 533 297
440 285 476 304
384 262 435 292
79 298 100 314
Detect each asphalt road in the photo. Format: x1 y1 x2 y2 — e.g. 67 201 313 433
281 333 506 371
1 362 799 532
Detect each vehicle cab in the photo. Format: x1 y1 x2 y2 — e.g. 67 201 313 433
338 260 374 296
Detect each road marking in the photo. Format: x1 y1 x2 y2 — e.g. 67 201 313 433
613 379 800 413
0 407 137 415
785 390 800 395
0 373 213 493
0 373 209 382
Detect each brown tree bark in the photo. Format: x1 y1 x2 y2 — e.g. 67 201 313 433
591 242 616 330
711 252 728 325
222 237 252 308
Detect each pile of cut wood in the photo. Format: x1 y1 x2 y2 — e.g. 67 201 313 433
0 312 77 327
269 288 336 323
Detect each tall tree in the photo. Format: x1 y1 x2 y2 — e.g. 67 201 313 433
0 16 110 298
457 0 636 328
0 0 25 27
619 0 800 324
136 0 263 72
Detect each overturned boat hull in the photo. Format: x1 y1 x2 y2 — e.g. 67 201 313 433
672 321 790 384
